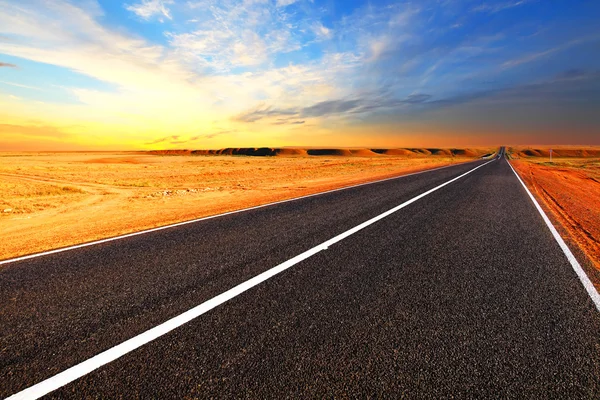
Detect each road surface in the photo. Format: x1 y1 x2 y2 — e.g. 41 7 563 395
1 150 599 398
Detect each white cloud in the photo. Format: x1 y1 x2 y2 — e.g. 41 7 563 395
501 36 598 69
0 0 370 139
233 31 267 65
0 80 44 91
472 0 532 14
126 0 174 22
313 22 332 40
169 0 305 72
0 0 442 139
276 0 299 7
368 38 387 61
0 1 192 92
502 48 558 69
389 7 420 27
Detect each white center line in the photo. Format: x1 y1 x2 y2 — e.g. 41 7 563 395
6 159 494 400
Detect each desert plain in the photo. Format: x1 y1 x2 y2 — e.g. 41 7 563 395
0 148 491 260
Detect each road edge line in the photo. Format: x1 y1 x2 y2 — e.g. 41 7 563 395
507 160 600 312
5 160 494 400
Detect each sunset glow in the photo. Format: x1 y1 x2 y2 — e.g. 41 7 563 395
1 0 599 150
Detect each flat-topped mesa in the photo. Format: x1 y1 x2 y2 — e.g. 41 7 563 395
148 148 492 157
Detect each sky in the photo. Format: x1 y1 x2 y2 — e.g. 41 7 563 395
0 0 599 150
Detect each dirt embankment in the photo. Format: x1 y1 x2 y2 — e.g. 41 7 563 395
509 152 600 276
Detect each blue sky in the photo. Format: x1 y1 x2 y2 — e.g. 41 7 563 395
0 0 599 149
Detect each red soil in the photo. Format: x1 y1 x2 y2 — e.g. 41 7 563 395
511 159 600 275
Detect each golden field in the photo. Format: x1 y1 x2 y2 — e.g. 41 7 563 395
0 149 492 260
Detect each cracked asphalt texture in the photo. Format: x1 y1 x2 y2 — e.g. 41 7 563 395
2 154 599 398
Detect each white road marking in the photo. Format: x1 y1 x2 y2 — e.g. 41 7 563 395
5 160 494 400
0 161 477 266
508 160 600 312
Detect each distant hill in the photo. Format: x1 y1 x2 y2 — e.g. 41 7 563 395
147 147 493 157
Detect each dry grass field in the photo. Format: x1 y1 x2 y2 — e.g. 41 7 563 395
0 149 492 260
509 147 600 275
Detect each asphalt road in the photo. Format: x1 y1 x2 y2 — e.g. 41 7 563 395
2 150 600 398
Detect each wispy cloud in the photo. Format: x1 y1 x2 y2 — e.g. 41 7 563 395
472 0 534 14
276 0 299 7
235 92 433 122
235 105 297 123
501 47 558 68
167 0 321 72
502 36 599 69
0 62 17 68
313 22 332 40
192 129 236 140
0 1 193 91
273 118 305 125
380 70 600 128
0 80 43 91
126 0 174 22
302 99 363 117
0 0 453 130
146 130 234 145
145 135 179 144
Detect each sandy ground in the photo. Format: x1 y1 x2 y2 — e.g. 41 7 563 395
509 147 600 276
0 151 490 261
